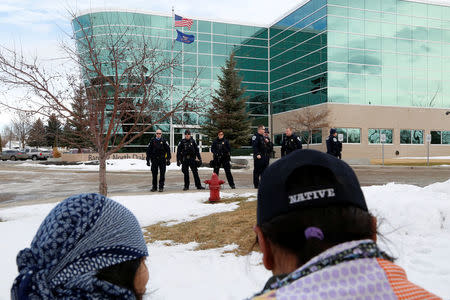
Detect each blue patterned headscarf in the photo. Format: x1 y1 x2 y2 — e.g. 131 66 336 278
11 193 148 300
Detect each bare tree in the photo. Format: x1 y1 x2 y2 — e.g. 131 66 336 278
1 126 16 149
12 111 32 149
286 107 330 148
0 12 203 195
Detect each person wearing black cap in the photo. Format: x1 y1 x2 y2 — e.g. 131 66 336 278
176 130 205 190
281 127 302 157
211 130 235 189
326 128 342 158
249 149 439 299
146 129 171 192
252 125 270 189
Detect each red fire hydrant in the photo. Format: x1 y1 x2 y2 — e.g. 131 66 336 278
204 172 225 202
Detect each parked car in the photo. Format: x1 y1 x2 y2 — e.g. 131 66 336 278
1 150 28 161
23 148 51 160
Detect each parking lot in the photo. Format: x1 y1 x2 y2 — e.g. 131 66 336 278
1 160 449 207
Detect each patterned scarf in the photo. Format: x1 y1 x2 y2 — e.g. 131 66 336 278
11 193 148 300
254 240 393 297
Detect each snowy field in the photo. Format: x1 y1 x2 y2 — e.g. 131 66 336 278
21 159 204 172
1 182 449 299
20 158 248 172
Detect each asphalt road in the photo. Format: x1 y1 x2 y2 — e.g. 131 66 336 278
0 161 449 207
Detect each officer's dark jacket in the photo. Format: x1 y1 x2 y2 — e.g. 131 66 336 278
146 137 171 162
252 133 269 158
211 138 231 161
326 134 341 157
264 135 274 156
177 137 201 161
281 134 302 156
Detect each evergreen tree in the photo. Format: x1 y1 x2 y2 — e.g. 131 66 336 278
27 118 47 147
64 85 94 152
201 52 251 148
45 114 62 147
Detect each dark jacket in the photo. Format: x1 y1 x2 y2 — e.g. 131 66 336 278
146 137 171 162
177 137 201 162
281 134 302 156
252 133 269 158
211 138 231 162
326 134 341 157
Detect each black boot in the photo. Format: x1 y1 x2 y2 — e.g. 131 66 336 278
183 186 189 191
151 187 157 192
197 186 205 190
158 187 164 192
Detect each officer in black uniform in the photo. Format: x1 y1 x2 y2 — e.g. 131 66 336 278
146 129 171 192
252 125 270 188
176 130 205 190
326 128 342 159
263 128 275 159
281 127 302 157
211 130 235 189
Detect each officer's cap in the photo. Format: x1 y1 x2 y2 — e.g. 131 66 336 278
330 128 337 135
184 129 191 135
257 149 367 225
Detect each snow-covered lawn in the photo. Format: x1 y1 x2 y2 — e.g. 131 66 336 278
1 181 449 299
21 159 203 172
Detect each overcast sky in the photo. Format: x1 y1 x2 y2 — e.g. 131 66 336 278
1 0 450 131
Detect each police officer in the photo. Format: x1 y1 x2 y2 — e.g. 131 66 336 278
281 127 302 157
326 128 342 159
263 128 275 158
177 130 205 190
211 130 235 189
252 125 270 189
146 129 171 192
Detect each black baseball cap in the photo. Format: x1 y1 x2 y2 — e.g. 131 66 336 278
264 128 269 133
185 129 191 135
257 149 367 225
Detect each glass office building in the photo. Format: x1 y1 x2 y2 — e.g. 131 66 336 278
74 1 450 157
270 0 450 111
73 10 268 150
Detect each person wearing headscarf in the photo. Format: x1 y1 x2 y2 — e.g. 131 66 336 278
11 193 149 300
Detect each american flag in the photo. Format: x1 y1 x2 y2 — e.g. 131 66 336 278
175 14 193 30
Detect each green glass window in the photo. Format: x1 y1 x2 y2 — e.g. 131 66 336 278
400 129 424 144
431 131 450 144
368 129 393 144
213 22 227 34
198 20 211 33
300 129 322 144
337 128 361 143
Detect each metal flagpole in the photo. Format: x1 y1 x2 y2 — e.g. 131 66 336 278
170 7 175 153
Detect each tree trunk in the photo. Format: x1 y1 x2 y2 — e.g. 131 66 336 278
98 149 108 196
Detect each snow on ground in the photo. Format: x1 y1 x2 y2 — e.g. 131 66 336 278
112 192 243 226
1 181 450 299
21 159 214 172
146 241 270 300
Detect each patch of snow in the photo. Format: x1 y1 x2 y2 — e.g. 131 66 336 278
146 241 270 300
20 159 214 172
